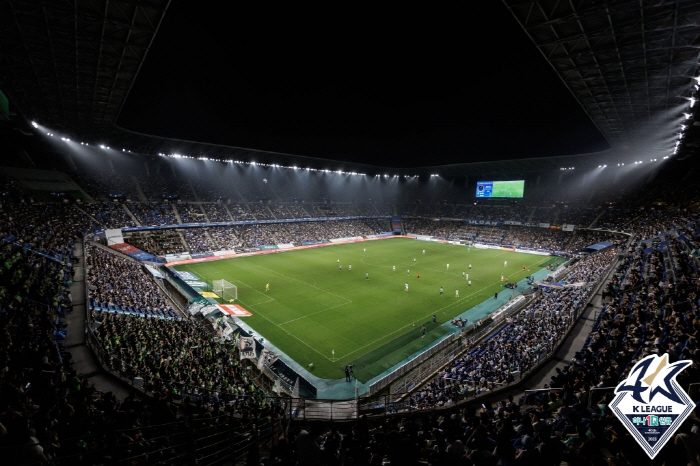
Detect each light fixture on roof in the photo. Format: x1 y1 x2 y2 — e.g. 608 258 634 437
31 121 38 128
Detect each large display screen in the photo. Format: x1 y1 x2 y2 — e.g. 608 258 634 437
476 180 525 198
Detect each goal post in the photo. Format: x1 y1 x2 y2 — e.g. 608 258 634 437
213 279 237 302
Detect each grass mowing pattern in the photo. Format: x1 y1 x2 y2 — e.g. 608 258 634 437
172 238 562 381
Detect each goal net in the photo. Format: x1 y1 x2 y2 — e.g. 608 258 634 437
213 279 237 302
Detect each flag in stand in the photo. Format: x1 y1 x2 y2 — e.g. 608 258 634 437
292 377 300 398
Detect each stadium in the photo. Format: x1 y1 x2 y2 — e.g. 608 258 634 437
0 1 700 465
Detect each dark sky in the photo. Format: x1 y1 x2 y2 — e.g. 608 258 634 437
117 3 609 168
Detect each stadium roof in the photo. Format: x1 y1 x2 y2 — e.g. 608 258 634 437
0 0 170 133
1 1 699 166
503 0 700 149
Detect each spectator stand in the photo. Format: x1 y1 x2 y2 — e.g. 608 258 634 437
369 246 624 416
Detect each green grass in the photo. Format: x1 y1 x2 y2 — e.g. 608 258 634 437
492 180 524 198
171 238 561 381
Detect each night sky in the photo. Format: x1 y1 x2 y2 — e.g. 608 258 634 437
117 3 609 168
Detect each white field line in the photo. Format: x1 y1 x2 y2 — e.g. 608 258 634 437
234 296 335 362
354 250 513 279
187 265 335 362
334 265 535 362
278 301 352 325
231 280 275 305
183 250 542 365
253 265 352 304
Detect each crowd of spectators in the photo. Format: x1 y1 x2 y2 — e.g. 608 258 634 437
133 171 194 202
410 247 619 410
91 309 261 399
0 239 270 465
263 402 700 466
4 158 700 464
126 220 389 254
86 245 176 316
123 230 187 256
0 200 94 261
248 203 275 220
182 229 217 253
177 203 207 223
202 203 232 222
208 227 240 251
80 202 137 229
403 219 622 253
561 248 620 284
128 202 178 226
285 203 313 218
68 168 140 201
0 240 86 465
557 205 601 227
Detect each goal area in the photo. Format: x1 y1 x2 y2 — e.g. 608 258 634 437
213 279 237 302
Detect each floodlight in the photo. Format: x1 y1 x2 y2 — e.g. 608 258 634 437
31 121 38 128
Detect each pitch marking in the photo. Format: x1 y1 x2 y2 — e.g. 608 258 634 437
335 266 534 361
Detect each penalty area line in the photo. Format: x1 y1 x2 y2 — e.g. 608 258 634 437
235 296 335 363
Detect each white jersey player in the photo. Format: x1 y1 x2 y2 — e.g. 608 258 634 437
504 260 508 267
349 264 352 271
455 289 459 297
446 263 449 270
466 274 469 281
393 265 396 272
501 273 504 281
405 282 409 292
422 249 425 254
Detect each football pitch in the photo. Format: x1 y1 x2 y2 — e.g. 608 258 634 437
492 180 524 198
171 238 563 382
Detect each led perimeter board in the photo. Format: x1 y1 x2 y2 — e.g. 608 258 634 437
476 180 525 198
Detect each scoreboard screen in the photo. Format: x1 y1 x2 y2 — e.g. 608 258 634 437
476 180 524 198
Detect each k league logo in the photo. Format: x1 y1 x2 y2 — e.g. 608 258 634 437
610 354 694 459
